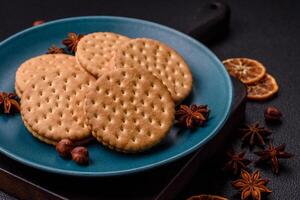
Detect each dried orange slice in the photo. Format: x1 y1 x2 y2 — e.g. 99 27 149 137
247 74 279 100
187 195 228 200
223 58 266 84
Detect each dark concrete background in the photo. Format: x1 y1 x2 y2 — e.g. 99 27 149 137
0 0 299 199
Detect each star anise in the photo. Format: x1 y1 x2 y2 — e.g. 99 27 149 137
0 92 20 114
62 32 84 53
232 169 271 200
239 122 271 146
254 141 294 174
47 45 66 54
223 149 251 175
175 104 209 128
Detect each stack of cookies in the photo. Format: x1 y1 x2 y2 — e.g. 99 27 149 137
16 32 193 153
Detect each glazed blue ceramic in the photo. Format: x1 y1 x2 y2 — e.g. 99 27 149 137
0 16 232 176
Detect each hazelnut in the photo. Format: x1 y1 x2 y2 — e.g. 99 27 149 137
55 139 74 158
71 146 89 165
32 20 45 26
264 106 282 122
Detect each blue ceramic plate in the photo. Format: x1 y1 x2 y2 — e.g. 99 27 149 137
0 16 232 177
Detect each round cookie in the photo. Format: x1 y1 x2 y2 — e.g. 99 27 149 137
85 68 175 153
76 32 130 78
20 64 94 145
22 116 93 146
111 38 193 104
15 54 82 97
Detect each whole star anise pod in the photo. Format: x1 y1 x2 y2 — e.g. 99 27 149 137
254 141 294 174
175 104 209 128
0 92 20 114
223 149 251 175
62 32 84 53
47 45 66 54
232 169 271 200
239 122 271 146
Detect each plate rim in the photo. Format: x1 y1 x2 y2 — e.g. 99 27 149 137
0 16 233 177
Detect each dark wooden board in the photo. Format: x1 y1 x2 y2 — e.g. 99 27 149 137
0 3 245 199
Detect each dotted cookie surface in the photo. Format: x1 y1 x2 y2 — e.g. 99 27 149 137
85 68 175 153
20 64 94 145
76 32 130 78
15 54 82 97
111 38 193 103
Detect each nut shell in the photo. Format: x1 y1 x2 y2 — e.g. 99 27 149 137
55 139 74 158
264 106 282 122
71 146 89 165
